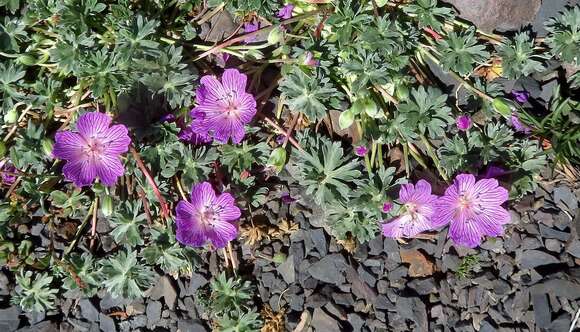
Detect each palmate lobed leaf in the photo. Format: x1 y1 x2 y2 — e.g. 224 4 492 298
101 250 155 300
545 5 580 65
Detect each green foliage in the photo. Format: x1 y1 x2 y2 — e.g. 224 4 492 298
291 135 361 206
545 6 580 65
456 254 479 278
100 250 155 299
61 253 103 296
436 28 489 75
497 32 545 79
216 310 262 332
11 271 58 312
279 66 341 122
141 227 198 276
395 86 453 140
210 272 254 315
109 200 147 247
403 0 454 32
50 189 90 219
225 0 278 16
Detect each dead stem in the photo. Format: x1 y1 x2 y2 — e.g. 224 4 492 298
89 196 99 250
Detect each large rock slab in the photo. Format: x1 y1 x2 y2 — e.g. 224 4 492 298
443 0 541 32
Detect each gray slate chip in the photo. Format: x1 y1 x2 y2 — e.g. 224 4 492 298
518 250 559 269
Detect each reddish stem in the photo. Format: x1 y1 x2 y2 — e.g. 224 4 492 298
129 146 170 219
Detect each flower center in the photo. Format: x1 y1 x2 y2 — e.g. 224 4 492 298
83 137 104 159
199 206 218 226
405 202 419 220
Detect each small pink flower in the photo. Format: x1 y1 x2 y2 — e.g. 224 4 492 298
511 90 529 104
456 115 472 131
510 113 531 134
382 201 393 213
277 4 294 19
303 52 320 67
354 146 368 157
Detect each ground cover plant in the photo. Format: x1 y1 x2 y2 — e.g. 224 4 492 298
0 0 579 331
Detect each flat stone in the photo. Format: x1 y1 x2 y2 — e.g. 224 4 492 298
78 299 99 322
277 254 296 284
442 0 541 32
333 292 354 307
532 292 551 329
185 273 208 296
99 313 116 332
347 313 365 332
566 240 580 258
395 296 428 332
545 239 562 252
407 278 437 295
374 295 394 310
539 224 570 241
0 307 21 331
307 254 346 285
553 186 578 211
529 279 580 300
345 265 377 302
311 308 340 332
310 229 328 256
518 250 559 269
146 301 162 328
368 236 384 255
400 249 435 277
149 276 177 309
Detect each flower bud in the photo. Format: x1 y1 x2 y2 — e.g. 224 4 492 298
4 109 18 124
41 138 54 157
267 26 284 44
101 195 113 217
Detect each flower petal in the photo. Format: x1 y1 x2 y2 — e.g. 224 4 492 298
236 93 257 124
95 155 124 186
62 160 97 187
101 124 131 155
449 218 482 248
199 75 226 103
214 193 241 221
52 131 86 160
454 173 476 195
190 182 216 208
175 201 208 247
221 69 247 98
207 220 237 248
76 112 111 138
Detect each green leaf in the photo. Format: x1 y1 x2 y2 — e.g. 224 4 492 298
109 201 147 247
492 97 514 119
101 250 155 299
339 108 355 129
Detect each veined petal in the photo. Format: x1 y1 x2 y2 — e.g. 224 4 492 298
190 182 216 208
398 183 414 203
221 69 247 97
95 155 124 186
62 159 97 187
76 112 111 138
101 124 131 155
454 173 476 195
236 93 257 124
52 131 86 161
199 75 226 103
207 220 237 248
214 193 241 221
449 218 482 248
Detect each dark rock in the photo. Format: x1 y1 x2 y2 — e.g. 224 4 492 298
566 240 580 258
310 229 328 256
99 313 116 332
132 315 147 329
518 250 559 269
99 292 129 311
377 280 389 294
289 292 304 311
311 308 340 332
553 186 578 211
539 224 570 241
146 301 162 328
545 239 562 252
368 236 384 255
345 265 377 302
149 276 177 309
333 292 354 307
347 313 365 332
529 279 580 300
305 293 329 308
79 299 99 322
395 296 427 332
24 311 45 325
277 255 296 284
532 0 580 36
407 278 437 295
261 272 276 289
532 292 551 329
307 254 346 285
16 321 59 332
357 265 376 287
184 273 208 296
548 313 572 332
374 295 394 310
442 0 541 32
479 320 496 332
0 307 21 331
400 249 435 277
177 319 207 332
492 279 511 296
521 237 542 250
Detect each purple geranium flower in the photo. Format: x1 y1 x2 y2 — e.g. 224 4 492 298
354 145 368 157
433 174 510 248
190 69 257 144
0 159 17 185
510 113 531 134
303 52 319 67
281 192 296 204
52 112 131 187
243 21 260 43
175 182 241 249
277 4 294 19
481 165 510 179
456 115 472 131
382 201 393 213
382 180 439 238
511 90 530 104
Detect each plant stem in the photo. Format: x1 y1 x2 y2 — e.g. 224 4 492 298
420 135 448 181
63 201 96 257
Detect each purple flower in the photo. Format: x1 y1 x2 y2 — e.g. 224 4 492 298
277 4 294 19
243 21 260 43
511 90 530 104
510 113 531 134
481 165 509 179
175 182 241 249
215 52 230 68
303 52 320 67
160 113 176 123
52 112 131 187
179 113 212 145
0 160 17 185
382 180 439 238
433 174 510 248
281 192 296 204
456 115 472 131
382 201 393 213
190 69 257 144
354 146 368 157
